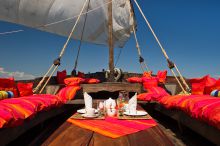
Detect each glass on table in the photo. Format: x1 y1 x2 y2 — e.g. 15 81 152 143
117 91 129 116
96 100 105 116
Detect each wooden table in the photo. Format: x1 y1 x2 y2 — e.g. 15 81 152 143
42 106 174 146
81 82 143 94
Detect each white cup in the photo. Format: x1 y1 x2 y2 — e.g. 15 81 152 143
86 108 95 116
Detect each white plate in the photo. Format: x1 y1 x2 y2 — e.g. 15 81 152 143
77 109 98 114
82 114 99 118
123 111 148 116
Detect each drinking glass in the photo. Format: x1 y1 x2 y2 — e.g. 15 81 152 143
97 100 105 116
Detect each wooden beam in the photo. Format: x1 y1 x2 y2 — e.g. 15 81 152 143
108 0 114 82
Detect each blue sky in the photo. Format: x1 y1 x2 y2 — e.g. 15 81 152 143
0 0 220 80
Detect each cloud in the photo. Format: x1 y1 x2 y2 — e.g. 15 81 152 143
0 67 35 80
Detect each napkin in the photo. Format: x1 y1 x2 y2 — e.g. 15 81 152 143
84 92 92 109
128 93 137 109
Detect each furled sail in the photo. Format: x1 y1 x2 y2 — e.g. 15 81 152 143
0 0 134 47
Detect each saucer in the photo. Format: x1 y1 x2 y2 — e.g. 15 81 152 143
82 114 99 118
77 109 98 114
123 111 148 116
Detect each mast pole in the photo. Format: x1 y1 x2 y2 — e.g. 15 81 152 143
108 0 115 82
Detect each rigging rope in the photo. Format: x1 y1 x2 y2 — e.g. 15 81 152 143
129 0 150 72
73 0 91 73
0 0 114 36
34 0 89 93
114 47 123 67
133 0 190 93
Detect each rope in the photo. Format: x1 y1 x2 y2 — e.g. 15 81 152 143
33 64 54 93
0 0 114 36
34 0 89 93
129 0 150 72
73 0 91 71
114 47 123 67
133 0 189 93
39 65 59 94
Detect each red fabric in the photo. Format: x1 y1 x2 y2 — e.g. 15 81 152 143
77 71 85 78
0 77 15 88
191 82 205 95
157 70 167 84
137 93 154 101
68 116 157 138
142 77 158 90
190 75 217 95
17 82 33 97
64 77 85 86
56 70 67 84
0 94 63 128
21 94 62 111
0 78 18 97
143 71 152 78
84 78 100 84
147 86 170 101
159 94 220 130
126 77 142 83
57 86 81 102
205 79 220 95
0 109 14 128
190 75 207 95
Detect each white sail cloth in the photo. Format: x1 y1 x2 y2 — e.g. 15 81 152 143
0 0 134 47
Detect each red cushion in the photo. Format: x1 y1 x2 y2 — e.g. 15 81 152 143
57 86 81 102
191 82 205 95
137 93 154 101
0 78 18 97
157 70 167 84
147 86 170 101
142 77 158 90
0 77 15 88
126 77 142 83
190 75 208 95
64 77 85 86
56 70 67 84
17 82 33 97
84 78 100 84
204 79 220 95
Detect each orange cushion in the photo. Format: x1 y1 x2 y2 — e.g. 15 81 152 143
64 77 85 86
126 77 142 83
143 71 152 78
56 70 67 84
57 86 81 102
17 82 33 97
84 78 100 84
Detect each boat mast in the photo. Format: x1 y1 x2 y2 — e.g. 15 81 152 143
108 0 115 82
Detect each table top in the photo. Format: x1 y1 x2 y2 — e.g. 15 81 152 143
42 122 173 146
42 106 174 146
